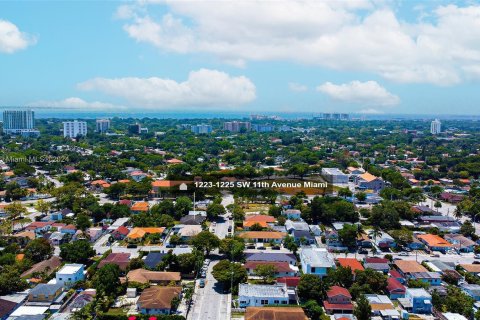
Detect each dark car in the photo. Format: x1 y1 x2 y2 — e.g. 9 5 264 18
358 249 368 254
272 246 281 250
247 245 256 249
127 244 137 249
166 243 176 248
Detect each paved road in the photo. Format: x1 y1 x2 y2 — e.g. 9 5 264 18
188 193 233 320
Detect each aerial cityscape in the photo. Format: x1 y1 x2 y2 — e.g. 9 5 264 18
2 1 480 320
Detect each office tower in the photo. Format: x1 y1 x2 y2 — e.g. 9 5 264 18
96 119 110 133
191 124 213 134
63 120 87 138
430 119 441 135
128 123 141 134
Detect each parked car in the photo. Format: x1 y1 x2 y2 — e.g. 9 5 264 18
430 253 440 257
257 246 266 250
474 254 480 259
179 244 189 248
199 279 205 288
247 245 255 249
399 252 409 256
166 243 176 248
358 249 368 254
127 244 137 249
228 226 232 232
272 245 281 250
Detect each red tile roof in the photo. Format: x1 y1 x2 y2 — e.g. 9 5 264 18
389 269 403 279
387 277 406 293
277 277 300 287
327 286 352 299
365 257 389 264
337 258 365 273
323 302 354 311
114 226 130 236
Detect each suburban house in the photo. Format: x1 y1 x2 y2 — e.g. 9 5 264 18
55 264 85 288
177 225 202 240
137 286 182 315
394 260 428 279
285 220 309 234
243 215 276 230
459 264 480 275
130 201 149 214
244 261 297 277
282 209 302 220
337 258 364 276
363 257 390 273
238 283 290 307
238 231 286 244
126 227 165 243
144 252 168 270
416 234 453 253
461 284 480 301
244 307 307 320
126 269 181 285
111 226 130 240
404 288 432 314
27 284 63 303
371 232 396 249
365 295 399 318
410 272 442 286
98 253 131 271
179 214 206 225
21 256 62 279
86 227 103 242
299 248 335 278
444 234 476 253
386 277 406 299
355 172 385 191
323 286 354 314
26 221 53 236
292 230 315 245
408 237 426 250
276 277 300 288
245 252 297 265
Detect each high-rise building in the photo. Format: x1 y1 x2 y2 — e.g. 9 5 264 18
430 119 441 135
128 123 142 134
63 120 87 138
223 121 251 132
96 119 110 133
191 124 212 134
2 110 39 136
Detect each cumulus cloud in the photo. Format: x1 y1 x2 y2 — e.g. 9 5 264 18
117 1 480 85
0 19 36 53
288 82 308 92
316 81 400 106
77 68 256 109
27 97 126 110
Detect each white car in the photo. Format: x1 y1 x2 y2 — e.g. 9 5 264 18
474 254 480 259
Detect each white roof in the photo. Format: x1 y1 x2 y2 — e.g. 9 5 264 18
322 168 347 176
406 288 431 298
443 313 468 320
108 217 130 230
57 264 83 274
365 294 393 305
300 247 335 268
0 290 29 304
239 283 288 298
10 306 49 317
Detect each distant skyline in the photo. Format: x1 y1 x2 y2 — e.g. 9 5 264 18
1 1 480 115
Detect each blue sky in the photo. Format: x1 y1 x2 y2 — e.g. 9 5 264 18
1 0 480 115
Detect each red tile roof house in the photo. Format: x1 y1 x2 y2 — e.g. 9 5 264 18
112 226 130 240
26 221 54 235
98 253 131 271
244 261 297 277
323 286 354 314
386 277 406 300
276 277 300 288
337 258 364 279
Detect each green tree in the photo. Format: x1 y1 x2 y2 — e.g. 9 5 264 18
219 237 245 261
24 238 54 263
174 196 193 219
461 220 476 238
0 265 28 295
211 260 247 292
76 213 92 231
303 300 324 320
190 231 220 255
35 199 51 215
356 192 367 202
407 279 430 289
354 294 372 320
297 274 327 303
60 240 95 264
206 203 226 220
338 224 358 249
254 264 277 283
328 265 354 288
93 263 121 297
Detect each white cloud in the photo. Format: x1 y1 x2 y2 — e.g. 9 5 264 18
0 19 36 53
117 1 480 85
316 80 400 106
27 97 126 110
288 82 308 92
77 68 256 109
